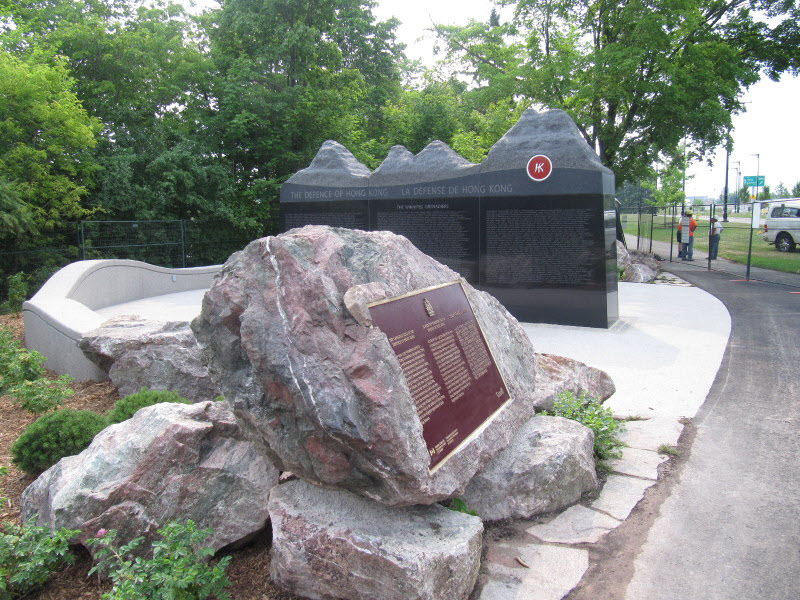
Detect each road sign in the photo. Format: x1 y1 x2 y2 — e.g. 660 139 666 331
743 175 765 186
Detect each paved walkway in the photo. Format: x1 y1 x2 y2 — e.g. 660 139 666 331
624 261 800 599
476 279 732 599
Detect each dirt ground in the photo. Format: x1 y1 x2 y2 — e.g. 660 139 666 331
0 313 300 600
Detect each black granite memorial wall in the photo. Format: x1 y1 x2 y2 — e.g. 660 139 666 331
280 109 618 328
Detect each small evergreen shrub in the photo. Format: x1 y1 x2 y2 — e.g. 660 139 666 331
106 388 191 425
87 521 232 600
11 409 108 474
0 518 78 597
546 391 625 460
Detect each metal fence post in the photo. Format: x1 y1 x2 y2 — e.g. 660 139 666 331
180 220 187 268
669 203 676 261
79 221 86 260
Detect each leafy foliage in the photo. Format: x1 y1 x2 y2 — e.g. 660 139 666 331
106 388 191 425
546 391 625 460
86 521 232 600
445 497 478 517
11 408 107 474
436 0 800 184
0 273 28 314
0 518 78 598
9 374 74 415
0 326 45 394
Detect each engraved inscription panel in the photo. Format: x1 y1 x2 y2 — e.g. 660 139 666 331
369 281 511 471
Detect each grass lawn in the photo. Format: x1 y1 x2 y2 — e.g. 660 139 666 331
622 214 800 274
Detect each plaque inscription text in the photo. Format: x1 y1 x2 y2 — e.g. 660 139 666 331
369 281 512 471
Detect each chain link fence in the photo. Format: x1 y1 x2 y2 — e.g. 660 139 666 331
621 202 800 288
0 220 260 308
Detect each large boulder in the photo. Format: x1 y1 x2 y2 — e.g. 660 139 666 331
79 317 218 402
269 480 483 600
20 401 279 553
192 225 543 506
462 416 598 521
532 353 616 411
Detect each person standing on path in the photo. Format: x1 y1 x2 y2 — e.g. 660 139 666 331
680 211 698 260
709 217 723 259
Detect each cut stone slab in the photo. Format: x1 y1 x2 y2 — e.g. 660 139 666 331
479 543 589 600
268 480 483 600
607 446 667 480
619 418 683 451
21 401 278 554
526 504 620 544
590 474 656 521
193 225 544 506
462 416 597 521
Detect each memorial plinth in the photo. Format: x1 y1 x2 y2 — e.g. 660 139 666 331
280 109 618 328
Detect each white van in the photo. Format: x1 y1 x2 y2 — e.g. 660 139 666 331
762 199 800 252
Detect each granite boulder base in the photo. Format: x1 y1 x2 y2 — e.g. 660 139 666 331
269 480 483 600
20 402 279 554
192 225 544 506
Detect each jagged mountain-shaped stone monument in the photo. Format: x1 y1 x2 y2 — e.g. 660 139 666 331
281 108 618 328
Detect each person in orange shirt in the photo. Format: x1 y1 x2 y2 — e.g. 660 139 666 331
680 210 698 261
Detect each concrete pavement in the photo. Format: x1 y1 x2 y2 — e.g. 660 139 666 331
623 261 800 599
475 277 732 599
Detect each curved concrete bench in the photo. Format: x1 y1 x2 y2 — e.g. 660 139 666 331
23 260 221 381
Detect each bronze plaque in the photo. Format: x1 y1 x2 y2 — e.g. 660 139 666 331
369 280 512 471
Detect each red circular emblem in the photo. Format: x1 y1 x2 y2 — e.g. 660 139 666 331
526 155 553 181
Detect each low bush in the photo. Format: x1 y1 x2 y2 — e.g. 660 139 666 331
0 272 29 315
546 390 625 460
8 374 74 415
0 327 45 394
87 520 232 600
11 409 108 474
0 518 78 598
106 388 191 425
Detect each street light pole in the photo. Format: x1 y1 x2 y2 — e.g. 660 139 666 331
733 160 741 213
723 147 730 222
752 153 760 201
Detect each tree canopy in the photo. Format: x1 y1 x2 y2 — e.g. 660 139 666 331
1 0 799 300
436 0 800 184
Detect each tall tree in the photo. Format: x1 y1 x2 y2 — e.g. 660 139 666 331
0 52 100 230
206 0 404 220
436 0 800 184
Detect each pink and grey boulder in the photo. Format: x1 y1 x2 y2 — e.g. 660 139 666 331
192 225 545 506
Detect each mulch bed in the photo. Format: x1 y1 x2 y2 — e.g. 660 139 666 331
0 312 300 600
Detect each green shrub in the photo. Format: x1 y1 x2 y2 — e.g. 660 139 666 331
106 389 191 425
11 409 108 475
9 374 74 415
546 391 625 460
86 521 232 600
0 518 78 598
0 327 45 394
0 273 29 314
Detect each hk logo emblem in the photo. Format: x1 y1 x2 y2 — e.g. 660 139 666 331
526 155 553 182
